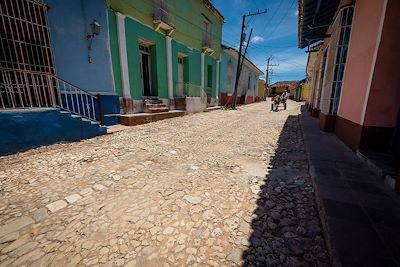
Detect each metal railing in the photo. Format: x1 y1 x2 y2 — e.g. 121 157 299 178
153 3 174 26
176 82 207 99
202 33 212 48
0 68 98 122
176 82 208 106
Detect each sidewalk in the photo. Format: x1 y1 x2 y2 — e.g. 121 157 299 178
299 106 400 267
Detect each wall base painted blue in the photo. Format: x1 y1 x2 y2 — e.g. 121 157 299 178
0 109 106 156
98 94 120 126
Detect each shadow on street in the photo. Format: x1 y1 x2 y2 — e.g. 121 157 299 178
242 115 331 266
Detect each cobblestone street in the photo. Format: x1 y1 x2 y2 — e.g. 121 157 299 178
0 101 329 266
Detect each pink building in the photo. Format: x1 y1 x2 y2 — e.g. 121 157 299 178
299 0 400 157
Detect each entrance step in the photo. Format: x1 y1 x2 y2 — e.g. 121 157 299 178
146 103 167 108
148 107 169 113
120 110 186 126
144 98 163 104
144 98 169 113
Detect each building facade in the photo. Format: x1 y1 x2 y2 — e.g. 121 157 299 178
0 0 115 155
107 0 223 113
44 0 120 124
257 79 266 101
219 45 263 105
269 81 298 98
299 0 400 157
294 79 310 102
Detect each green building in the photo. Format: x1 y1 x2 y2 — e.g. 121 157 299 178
107 0 224 113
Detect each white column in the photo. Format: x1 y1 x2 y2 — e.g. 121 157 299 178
166 36 173 105
201 53 205 91
215 60 220 102
116 12 131 99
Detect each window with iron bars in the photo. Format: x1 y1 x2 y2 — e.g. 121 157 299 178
202 17 211 48
329 5 354 115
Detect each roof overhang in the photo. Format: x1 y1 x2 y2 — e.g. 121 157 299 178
222 45 264 76
298 0 340 49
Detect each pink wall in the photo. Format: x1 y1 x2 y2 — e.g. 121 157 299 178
338 0 385 124
364 0 400 128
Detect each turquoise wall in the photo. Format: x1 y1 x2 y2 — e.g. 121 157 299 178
124 17 168 100
108 9 219 101
204 55 217 98
171 40 201 96
107 0 223 59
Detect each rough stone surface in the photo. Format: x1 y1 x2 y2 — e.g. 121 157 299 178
32 208 48 222
0 232 19 244
0 102 329 266
0 217 34 238
65 194 82 204
45 200 68 213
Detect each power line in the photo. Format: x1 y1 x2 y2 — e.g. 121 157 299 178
231 8 267 109
264 0 296 41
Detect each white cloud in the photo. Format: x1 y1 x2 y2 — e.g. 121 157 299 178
251 36 264 44
293 10 299 16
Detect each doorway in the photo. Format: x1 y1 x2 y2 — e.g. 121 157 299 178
178 57 184 96
139 45 152 97
207 65 213 104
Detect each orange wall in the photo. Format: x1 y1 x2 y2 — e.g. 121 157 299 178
338 0 385 124
364 0 400 127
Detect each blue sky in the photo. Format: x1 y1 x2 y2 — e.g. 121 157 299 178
211 0 308 84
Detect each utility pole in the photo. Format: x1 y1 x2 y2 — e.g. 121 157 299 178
231 9 267 109
239 28 253 84
265 57 277 98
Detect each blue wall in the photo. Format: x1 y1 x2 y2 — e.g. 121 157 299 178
219 51 237 94
45 0 115 94
0 109 106 156
219 50 261 96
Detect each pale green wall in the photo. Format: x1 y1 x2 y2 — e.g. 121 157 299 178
107 0 223 59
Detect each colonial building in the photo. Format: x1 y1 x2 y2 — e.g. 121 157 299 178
294 79 310 102
107 0 223 114
269 80 298 98
0 0 115 155
219 45 263 106
257 79 266 101
0 0 225 154
299 0 400 159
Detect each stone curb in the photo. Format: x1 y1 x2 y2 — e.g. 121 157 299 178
297 113 342 267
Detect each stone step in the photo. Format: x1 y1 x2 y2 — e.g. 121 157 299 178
120 111 186 126
144 98 163 104
145 103 166 108
148 107 169 113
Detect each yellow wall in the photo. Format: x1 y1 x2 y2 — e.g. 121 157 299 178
107 0 223 59
303 83 310 102
274 86 287 94
258 80 264 97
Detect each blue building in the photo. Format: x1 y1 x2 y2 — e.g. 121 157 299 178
0 0 119 155
219 45 263 105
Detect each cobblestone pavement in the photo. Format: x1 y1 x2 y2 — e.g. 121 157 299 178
0 101 330 266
